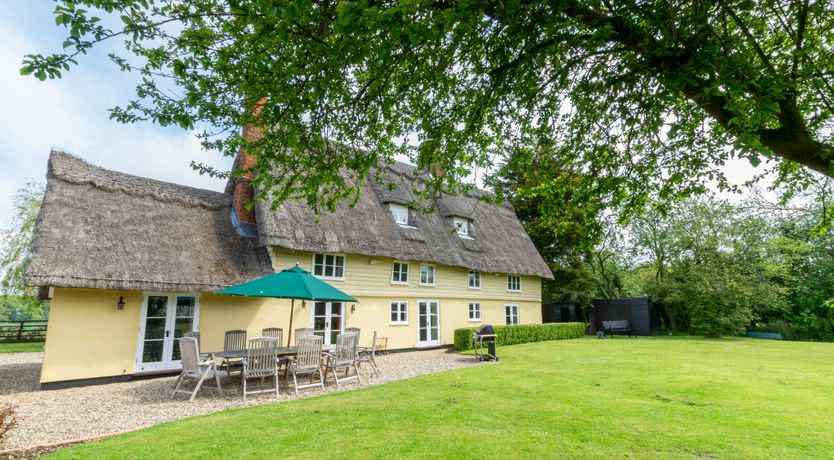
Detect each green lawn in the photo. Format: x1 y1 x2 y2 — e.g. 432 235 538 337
51 337 834 459
0 341 43 353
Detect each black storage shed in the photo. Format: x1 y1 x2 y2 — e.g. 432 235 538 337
541 302 579 323
587 297 661 336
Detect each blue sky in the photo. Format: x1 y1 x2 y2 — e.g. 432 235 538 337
0 2 231 230
0 2 771 231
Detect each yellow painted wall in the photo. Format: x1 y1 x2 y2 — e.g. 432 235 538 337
41 288 143 383
270 247 544 349
344 297 541 349
197 293 296 350
270 248 542 302
41 250 545 383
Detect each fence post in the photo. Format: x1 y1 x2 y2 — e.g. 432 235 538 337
17 321 25 341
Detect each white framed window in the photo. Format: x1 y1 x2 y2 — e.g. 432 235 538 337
419 264 435 286
391 261 409 284
468 302 481 321
505 304 519 325
313 253 345 280
390 301 408 324
389 203 409 226
507 275 521 292
468 270 481 289
452 217 469 236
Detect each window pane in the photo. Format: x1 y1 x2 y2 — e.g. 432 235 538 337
173 318 193 339
401 264 408 282
142 340 163 363
391 310 397 322
147 296 168 317
314 254 324 275
335 265 343 278
326 254 334 266
176 297 195 317
325 264 334 277
172 339 182 361
144 318 166 340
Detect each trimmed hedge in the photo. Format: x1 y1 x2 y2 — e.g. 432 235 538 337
453 322 586 351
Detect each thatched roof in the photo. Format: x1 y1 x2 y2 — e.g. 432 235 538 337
25 151 273 292
257 162 553 279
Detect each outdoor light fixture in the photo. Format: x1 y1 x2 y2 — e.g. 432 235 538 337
116 296 125 311
302 300 307 309
351 304 356 314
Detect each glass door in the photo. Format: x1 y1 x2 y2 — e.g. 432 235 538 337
312 301 344 345
136 294 199 372
417 300 440 347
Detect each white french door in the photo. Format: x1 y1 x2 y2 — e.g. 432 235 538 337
311 301 344 345
417 300 441 347
136 293 200 372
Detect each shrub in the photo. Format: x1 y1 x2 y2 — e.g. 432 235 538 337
453 322 586 351
0 404 18 446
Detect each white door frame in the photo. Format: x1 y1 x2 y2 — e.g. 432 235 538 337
135 292 201 373
309 301 345 345
416 299 441 347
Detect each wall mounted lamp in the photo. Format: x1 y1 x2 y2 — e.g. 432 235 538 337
116 296 125 311
350 304 356 314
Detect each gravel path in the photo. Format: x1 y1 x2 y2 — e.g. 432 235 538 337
0 349 479 451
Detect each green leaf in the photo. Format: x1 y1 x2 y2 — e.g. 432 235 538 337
19 65 34 76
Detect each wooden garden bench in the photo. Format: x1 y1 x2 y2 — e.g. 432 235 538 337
602 320 636 338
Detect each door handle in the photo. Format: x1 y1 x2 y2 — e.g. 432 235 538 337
166 330 170 338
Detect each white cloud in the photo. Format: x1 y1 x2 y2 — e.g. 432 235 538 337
0 6 232 230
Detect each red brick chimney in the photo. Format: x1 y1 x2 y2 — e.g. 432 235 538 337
231 100 266 225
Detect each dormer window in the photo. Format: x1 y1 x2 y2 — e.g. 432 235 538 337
452 217 469 236
389 203 409 226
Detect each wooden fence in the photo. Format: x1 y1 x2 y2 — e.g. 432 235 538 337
0 320 48 342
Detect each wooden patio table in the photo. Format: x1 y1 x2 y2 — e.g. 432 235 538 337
211 345 335 380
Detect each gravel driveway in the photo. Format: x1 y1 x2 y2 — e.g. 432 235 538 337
0 349 478 451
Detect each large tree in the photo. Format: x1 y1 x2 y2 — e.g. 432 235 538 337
0 180 49 320
22 1 834 235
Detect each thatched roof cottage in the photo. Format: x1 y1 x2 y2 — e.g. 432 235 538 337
26 148 551 388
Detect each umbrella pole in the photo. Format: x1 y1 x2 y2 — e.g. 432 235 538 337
287 298 295 348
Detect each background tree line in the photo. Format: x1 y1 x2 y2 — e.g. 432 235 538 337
493 160 834 340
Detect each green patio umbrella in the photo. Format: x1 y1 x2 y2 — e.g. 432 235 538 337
216 265 357 347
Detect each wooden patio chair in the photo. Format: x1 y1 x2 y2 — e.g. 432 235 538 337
224 329 247 350
287 335 325 395
183 331 209 360
242 337 280 400
223 329 247 375
323 333 362 388
356 330 380 377
294 327 314 346
262 328 284 346
172 337 224 401
345 327 361 346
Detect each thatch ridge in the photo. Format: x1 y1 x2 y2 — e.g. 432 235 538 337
25 151 274 292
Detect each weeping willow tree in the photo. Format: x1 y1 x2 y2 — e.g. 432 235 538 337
0 180 48 320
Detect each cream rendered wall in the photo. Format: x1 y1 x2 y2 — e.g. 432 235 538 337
41 249 545 383
271 248 544 349
41 288 143 383
197 293 297 350
41 290 300 383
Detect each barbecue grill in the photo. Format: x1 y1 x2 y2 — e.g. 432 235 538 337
472 324 498 362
